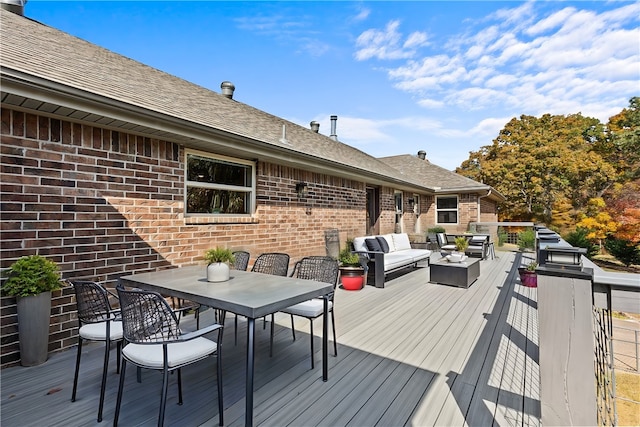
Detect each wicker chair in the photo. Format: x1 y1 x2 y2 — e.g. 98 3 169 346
70 281 124 422
228 250 251 344
277 256 339 369
251 252 290 276
251 253 290 355
114 285 225 427
232 250 250 271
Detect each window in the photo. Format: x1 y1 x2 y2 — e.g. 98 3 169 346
185 151 255 215
412 194 420 215
436 196 458 224
394 191 403 213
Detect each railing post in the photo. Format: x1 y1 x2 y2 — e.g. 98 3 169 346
537 266 597 426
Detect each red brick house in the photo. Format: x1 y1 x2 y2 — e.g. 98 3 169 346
0 8 503 366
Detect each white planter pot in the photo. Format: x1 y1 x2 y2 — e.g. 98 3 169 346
207 262 230 282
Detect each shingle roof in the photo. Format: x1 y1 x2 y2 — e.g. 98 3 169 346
379 154 505 201
0 9 492 195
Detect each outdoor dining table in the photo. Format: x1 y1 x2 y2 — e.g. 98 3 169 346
119 265 334 427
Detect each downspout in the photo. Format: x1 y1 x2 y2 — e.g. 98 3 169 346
477 189 492 222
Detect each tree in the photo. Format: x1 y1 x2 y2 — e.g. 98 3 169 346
605 180 640 244
596 97 640 182
457 113 615 227
575 198 618 251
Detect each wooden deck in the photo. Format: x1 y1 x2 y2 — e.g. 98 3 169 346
0 250 540 426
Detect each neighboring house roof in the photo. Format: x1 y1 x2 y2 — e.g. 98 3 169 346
0 9 497 198
379 154 506 202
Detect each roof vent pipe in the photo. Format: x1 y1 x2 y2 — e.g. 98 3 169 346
330 115 338 141
417 150 427 160
310 121 320 133
220 81 235 99
1 0 26 15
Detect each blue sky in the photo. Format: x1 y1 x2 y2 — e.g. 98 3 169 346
26 1 640 170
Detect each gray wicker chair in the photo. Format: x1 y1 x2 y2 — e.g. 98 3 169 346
70 281 123 422
251 252 290 355
114 286 225 427
277 256 339 369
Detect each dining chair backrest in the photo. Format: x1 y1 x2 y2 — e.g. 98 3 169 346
232 250 250 271
436 233 448 248
72 281 116 325
116 286 181 344
251 253 290 276
291 256 339 288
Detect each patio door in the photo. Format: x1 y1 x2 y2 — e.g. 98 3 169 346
366 187 380 235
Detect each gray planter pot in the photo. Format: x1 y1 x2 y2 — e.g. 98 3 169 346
16 291 51 366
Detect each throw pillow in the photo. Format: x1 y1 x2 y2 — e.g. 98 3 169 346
376 236 390 253
365 238 382 252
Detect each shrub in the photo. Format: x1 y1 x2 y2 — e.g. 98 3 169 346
2 255 63 297
604 238 640 267
427 226 446 234
564 228 599 259
497 226 508 247
517 229 536 251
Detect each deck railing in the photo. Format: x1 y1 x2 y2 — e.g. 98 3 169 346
535 229 639 427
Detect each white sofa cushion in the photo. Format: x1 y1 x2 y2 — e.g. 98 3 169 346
392 233 412 251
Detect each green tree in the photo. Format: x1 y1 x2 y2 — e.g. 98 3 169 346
457 113 615 227
596 97 640 182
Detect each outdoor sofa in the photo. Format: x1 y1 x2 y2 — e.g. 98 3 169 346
352 233 431 288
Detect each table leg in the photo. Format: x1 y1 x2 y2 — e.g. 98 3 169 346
245 318 255 427
323 296 328 381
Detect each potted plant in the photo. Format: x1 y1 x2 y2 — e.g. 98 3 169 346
204 247 235 282
1 255 64 366
454 236 469 253
338 243 365 291
518 261 538 287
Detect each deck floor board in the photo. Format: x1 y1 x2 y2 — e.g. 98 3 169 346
0 250 540 427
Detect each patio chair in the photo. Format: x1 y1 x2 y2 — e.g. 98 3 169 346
276 256 339 369
251 252 290 355
232 250 250 271
466 235 489 259
230 250 251 344
436 233 457 254
70 281 123 423
114 285 225 427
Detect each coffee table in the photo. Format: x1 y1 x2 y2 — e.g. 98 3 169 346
430 257 481 288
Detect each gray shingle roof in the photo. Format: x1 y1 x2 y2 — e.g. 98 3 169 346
1 9 492 195
379 154 505 201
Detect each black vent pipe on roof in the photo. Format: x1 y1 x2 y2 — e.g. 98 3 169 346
310 121 320 133
418 150 427 160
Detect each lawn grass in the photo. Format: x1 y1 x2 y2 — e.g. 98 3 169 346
616 371 640 426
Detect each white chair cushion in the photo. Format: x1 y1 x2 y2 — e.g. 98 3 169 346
281 299 333 318
79 321 123 341
392 233 412 251
123 337 217 369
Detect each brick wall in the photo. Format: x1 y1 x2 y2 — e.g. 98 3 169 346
0 108 367 367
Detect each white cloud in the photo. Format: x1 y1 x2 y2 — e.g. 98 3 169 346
357 1 639 126
354 20 427 61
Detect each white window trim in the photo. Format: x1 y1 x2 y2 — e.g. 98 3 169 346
435 195 459 225
184 149 256 217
